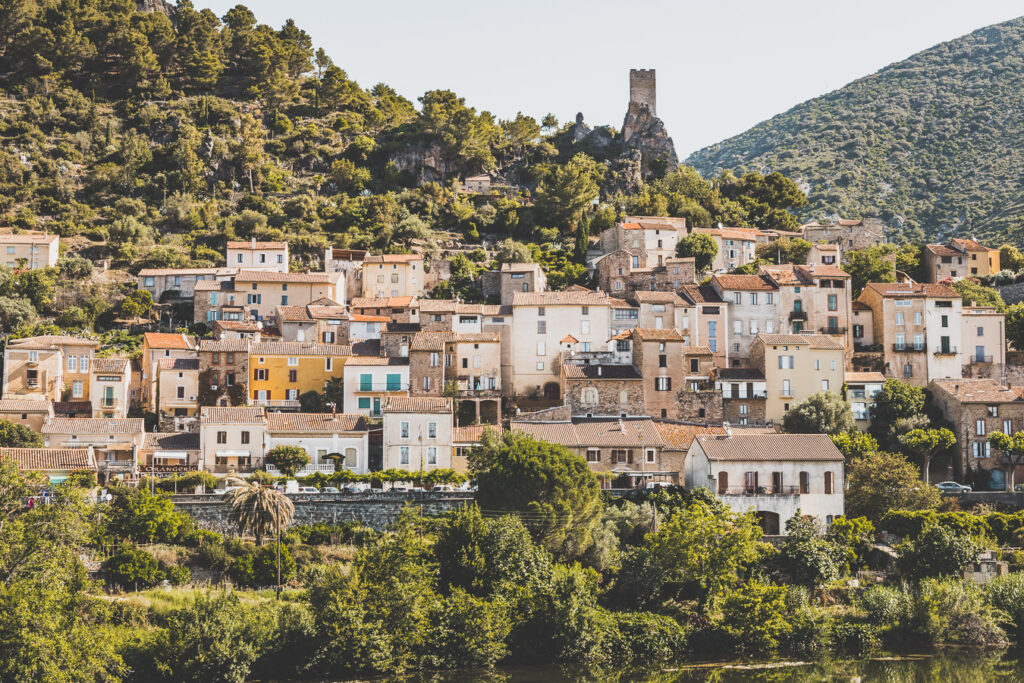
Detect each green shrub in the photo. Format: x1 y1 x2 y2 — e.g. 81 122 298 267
830 622 880 654
165 565 191 586
600 611 688 663
984 573 1024 643
419 589 511 669
896 524 982 579
230 545 296 588
719 581 792 654
911 578 1007 647
104 545 162 590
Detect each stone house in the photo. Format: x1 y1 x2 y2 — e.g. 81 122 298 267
361 254 425 299
961 305 1006 381
561 363 644 417
924 238 1000 282
265 412 370 475
716 368 767 426
511 415 671 487
139 432 201 477
928 379 1024 488
90 357 131 419
800 218 886 254
137 267 234 303
631 328 688 420
709 274 779 366
0 398 52 432
194 279 252 324
198 338 250 407
856 282 962 387
226 239 289 272
629 291 689 330
760 264 853 357
323 248 368 302
141 333 197 412
481 262 547 305
348 296 419 324
692 226 766 272
198 406 267 475
685 432 845 533
2 336 98 402
749 333 846 423
381 396 453 472
597 219 682 269
679 284 730 367
41 417 146 482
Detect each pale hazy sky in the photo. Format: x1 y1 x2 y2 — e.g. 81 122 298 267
197 0 1024 157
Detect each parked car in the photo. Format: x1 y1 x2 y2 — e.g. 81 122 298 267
297 486 320 494
321 486 340 494
1015 484 1024 492
344 483 370 493
936 481 972 493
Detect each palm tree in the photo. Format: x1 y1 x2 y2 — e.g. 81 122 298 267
224 479 295 593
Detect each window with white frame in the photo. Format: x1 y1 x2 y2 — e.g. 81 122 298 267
428 422 437 438
976 419 986 436
427 447 437 465
400 421 409 438
288 357 298 366
400 447 410 465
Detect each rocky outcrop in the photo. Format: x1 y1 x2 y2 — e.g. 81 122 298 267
387 140 457 185
137 0 173 14
621 105 678 177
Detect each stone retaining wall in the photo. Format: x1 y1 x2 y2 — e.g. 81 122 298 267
172 491 474 533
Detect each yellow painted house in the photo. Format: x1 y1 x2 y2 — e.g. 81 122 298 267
248 341 352 409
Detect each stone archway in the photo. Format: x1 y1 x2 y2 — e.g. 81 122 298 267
756 511 780 536
543 382 561 400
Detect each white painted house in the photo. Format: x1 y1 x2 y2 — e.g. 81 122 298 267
685 432 845 534
264 412 371 475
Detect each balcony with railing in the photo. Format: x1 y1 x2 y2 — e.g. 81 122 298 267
788 310 808 321
266 462 336 475
934 346 959 356
819 327 847 335
720 485 801 496
721 388 768 399
253 398 302 409
356 381 409 393
892 343 925 352
970 354 995 364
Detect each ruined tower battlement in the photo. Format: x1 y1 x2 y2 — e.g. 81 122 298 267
629 68 656 117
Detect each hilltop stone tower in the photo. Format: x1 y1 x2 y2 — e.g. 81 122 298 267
621 68 677 176
628 69 657 117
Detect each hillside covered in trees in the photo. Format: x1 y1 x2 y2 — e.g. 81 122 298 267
0 0 813 336
688 16 1024 246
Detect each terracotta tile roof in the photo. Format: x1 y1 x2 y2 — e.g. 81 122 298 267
344 356 409 366
0 447 95 471
455 332 499 343
685 345 714 355
52 401 92 415
363 254 423 264
144 333 196 350
143 432 200 451
512 291 610 306
158 358 199 371
929 379 1023 403
349 296 416 309
194 280 230 291
0 398 51 413
925 244 961 257
863 282 958 298
350 314 389 323
308 304 349 319
0 233 57 244
453 424 504 443
633 328 685 342
500 262 539 272
199 339 251 353
43 417 145 434
756 333 844 350
212 320 261 331
716 368 765 381
251 341 352 356
235 270 339 284
609 329 633 341
695 433 844 461
655 422 728 450
411 331 456 351
137 267 227 277
91 358 129 373
200 406 266 423
712 274 776 291
563 364 642 379
382 396 452 413
843 372 885 384
227 241 287 249
693 226 765 240
561 334 579 344
950 238 991 252
680 284 724 304
7 335 98 349
852 301 873 311
266 412 368 432
276 305 312 322
511 417 666 448
630 291 686 305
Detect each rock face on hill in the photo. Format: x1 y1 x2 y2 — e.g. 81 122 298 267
686 17 1024 245
621 104 678 177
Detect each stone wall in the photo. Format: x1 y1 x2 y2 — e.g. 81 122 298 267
675 389 724 423
723 397 767 426
172 491 474 533
564 377 644 416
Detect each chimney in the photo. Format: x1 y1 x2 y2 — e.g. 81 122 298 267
251 236 256 248
723 420 732 437
597 366 602 377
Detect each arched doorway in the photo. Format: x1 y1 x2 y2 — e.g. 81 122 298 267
989 468 1006 492
756 511 780 535
543 382 560 400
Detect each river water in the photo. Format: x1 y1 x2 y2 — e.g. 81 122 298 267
357 651 1024 681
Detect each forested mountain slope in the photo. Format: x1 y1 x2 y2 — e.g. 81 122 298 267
687 17 1024 245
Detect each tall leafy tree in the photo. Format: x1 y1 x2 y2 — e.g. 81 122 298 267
534 153 601 233
868 378 926 447
988 430 1024 491
900 428 956 484
845 450 940 523
675 232 717 274
781 391 856 435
